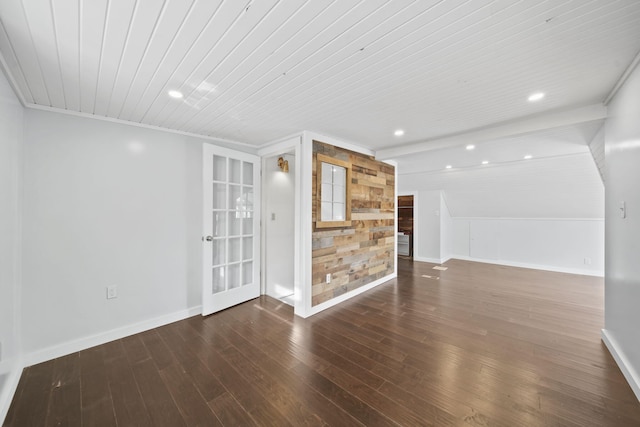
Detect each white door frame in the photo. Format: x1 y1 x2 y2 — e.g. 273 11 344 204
258 136 302 313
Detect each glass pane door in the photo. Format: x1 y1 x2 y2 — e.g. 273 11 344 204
203 145 260 315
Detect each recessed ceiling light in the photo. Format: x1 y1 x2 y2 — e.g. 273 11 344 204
445 165 452 169
394 129 404 136
168 90 183 99
528 92 545 102
482 160 489 165
524 154 533 159
466 144 475 150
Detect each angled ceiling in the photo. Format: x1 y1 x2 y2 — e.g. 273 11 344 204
0 0 639 152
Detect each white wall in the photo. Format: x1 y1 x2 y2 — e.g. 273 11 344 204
452 218 604 275
0 69 23 423
414 190 441 263
21 109 209 362
602 60 640 400
264 153 295 300
440 193 453 263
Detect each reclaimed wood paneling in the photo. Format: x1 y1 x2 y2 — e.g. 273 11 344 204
312 141 395 306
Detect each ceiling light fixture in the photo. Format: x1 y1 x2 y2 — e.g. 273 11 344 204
168 90 184 99
528 92 545 102
445 165 452 169
466 144 475 150
482 160 489 165
394 129 404 136
524 155 532 159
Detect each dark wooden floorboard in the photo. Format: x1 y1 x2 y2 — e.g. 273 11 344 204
5 258 640 426
46 353 81 427
79 346 117 427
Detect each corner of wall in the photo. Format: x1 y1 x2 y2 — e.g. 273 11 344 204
0 64 25 426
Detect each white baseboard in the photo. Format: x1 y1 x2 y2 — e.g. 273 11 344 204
0 360 23 425
450 256 604 277
24 306 202 367
413 256 451 265
296 273 397 318
601 329 640 402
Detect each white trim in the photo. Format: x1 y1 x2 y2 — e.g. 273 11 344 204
387 159 399 277
298 273 397 318
25 103 257 152
414 256 450 265
23 306 202 368
450 256 603 277
0 360 22 425
604 49 640 105
0 52 27 107
296 134 314 318
452 217 605 222
601 329 640 402
258 132 304 155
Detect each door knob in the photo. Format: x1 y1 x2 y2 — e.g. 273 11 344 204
203 235 213 241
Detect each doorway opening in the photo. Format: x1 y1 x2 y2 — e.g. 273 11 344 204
398 195 414 258
263 152 296 305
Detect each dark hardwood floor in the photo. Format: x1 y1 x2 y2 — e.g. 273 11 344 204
5 259 640 426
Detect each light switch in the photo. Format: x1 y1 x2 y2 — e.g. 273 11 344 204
620 201 626 219
271 212 276 220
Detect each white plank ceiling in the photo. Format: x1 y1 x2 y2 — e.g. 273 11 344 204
1 0 639 150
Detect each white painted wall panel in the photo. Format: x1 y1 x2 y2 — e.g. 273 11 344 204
21 109 203 356
440 193 453 263
589 124 605 182
0 69 23 422
452 218 604 275
264 154 295 300
604 59 640 398
414 190 441 263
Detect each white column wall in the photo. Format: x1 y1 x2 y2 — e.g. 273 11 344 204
413 190 442 263
602 60 640 400
0 69 24 423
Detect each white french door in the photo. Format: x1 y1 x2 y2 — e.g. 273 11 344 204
202 144 260 316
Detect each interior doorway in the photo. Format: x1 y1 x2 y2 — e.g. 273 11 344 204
263 152 296 305
398 195 414 258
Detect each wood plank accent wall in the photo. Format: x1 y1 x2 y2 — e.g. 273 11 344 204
312 140 395 306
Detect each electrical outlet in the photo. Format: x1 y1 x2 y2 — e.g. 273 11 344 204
107 285 118 299
584 257 592 265
326 273 331 284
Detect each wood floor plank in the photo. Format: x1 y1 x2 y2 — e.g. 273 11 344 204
3 361 53 427
102 340 153 427
130 358 186 427
208 392 259 426
79 346 117 427
156 323 227 402
5 259 640 426
159 363 222 426
46 353 81 427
